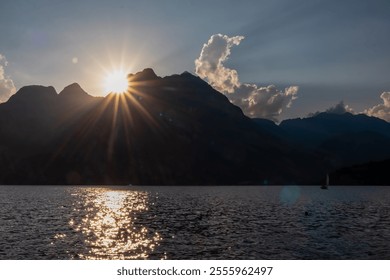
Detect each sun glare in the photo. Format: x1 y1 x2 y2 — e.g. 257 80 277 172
104 71 129 94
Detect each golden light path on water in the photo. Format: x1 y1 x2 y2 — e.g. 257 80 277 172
68 188 162 260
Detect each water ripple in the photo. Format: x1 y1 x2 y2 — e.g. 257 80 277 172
0 185 390 259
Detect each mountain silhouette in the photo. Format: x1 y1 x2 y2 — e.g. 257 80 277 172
330 159 390 185
128 68 160 81
0 69 389 185
0 84 100 150
280 112 390 147
279 112 390 168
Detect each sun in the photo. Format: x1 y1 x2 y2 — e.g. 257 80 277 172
104 71 129 94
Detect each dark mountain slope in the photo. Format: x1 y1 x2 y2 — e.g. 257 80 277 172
0 84 101 183
2 69 387 185
330 159 390 185
277 112 390 169
3 69 322 185
0 84 100 152
280 112 390 148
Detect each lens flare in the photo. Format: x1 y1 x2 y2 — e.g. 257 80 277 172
104 71 129 94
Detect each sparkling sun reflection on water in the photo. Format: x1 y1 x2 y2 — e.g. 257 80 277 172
2 186 390 259
69 188 161 260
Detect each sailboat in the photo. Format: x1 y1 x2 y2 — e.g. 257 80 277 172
321 174 329 189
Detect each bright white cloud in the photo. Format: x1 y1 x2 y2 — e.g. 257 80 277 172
364 92 390 122
195 34 243 93
0 54 16 103
195 34 298 121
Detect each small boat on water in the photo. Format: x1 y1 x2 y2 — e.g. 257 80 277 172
321 174 329 189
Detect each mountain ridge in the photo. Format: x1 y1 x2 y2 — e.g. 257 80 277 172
1 68 389 185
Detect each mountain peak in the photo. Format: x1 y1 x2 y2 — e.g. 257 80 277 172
16 85 57 95
315 111 354 118
8 85 57 104
180 71 192 76
59 83 88 97
128 68 159 82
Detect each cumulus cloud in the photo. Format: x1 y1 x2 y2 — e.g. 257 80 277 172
195 34 243 94
0 54 16 103
308 101 354 117
364 92 390 122
326 101 354 114
195 34 298 121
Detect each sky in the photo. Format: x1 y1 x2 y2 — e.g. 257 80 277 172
0 0 390 121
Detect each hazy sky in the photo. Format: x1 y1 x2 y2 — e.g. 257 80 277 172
1 0 390 120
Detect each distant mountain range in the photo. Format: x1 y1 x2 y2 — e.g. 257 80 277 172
0 69 389 185
330 159 390 186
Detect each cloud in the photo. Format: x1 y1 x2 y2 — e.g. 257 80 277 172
308 101 354 117
364 92 390 122
0 54 16 103
195 34 243 94
195 34 298 121
326 101 354 114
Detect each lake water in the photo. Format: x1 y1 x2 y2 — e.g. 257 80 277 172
0 185 389 259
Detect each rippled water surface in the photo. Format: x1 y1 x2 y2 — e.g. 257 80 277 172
1 185 390 259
